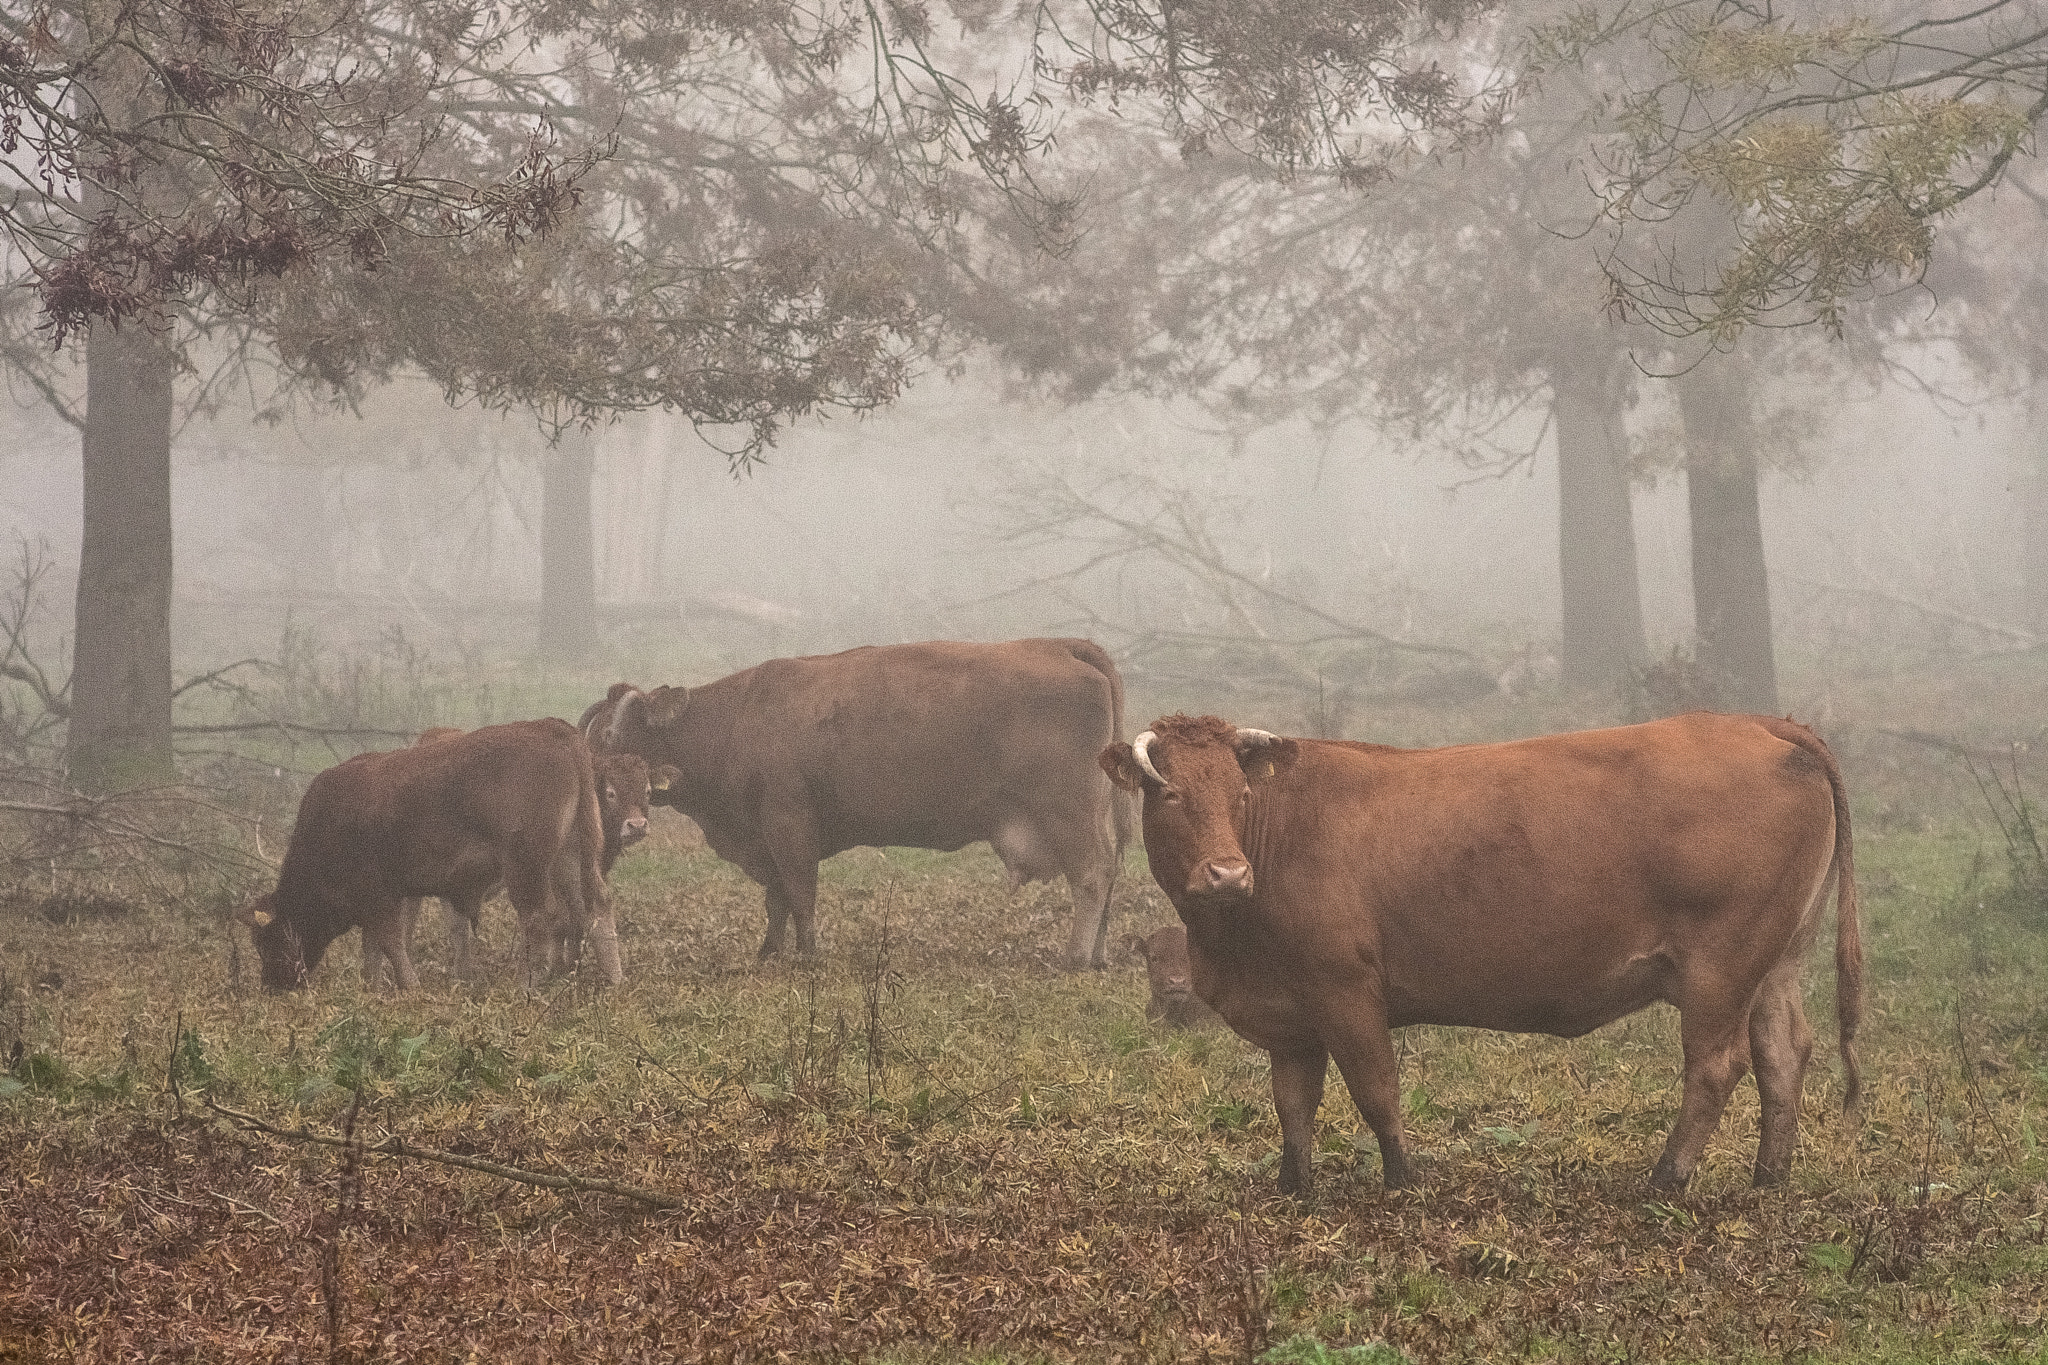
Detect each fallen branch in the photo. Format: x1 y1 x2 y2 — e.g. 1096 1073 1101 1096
205 1095 695 1210
1787 576 2039 647
1874 728 2040 768
170 720 417 740
171 658 272 701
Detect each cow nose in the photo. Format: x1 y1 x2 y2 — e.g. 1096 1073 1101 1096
620 816 648 845
1192 858 1252 896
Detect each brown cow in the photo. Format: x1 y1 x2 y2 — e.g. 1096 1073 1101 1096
579 638 1133 967
1100 711 1862 1196
360 736 677 987
1125 923 1218 1028
236 719 608 991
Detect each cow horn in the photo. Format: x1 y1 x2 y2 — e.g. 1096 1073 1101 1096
1131 730 1166 786
1235 728 1281 749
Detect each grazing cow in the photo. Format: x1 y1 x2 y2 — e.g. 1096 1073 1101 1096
1126 923 1218 1028
1100 711 1862 1195
235 719 608 991
579 638 1133 967
360 737 678 987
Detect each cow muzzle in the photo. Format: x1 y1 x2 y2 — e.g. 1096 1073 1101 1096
1188 857 1253 899
619 816 648 847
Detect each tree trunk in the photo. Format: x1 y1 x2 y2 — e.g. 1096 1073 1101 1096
1674 359 1779 714
66 320 179 791
1550 352 1648 690
539 426 599 660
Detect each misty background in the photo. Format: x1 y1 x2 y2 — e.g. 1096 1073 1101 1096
1 345 2031 721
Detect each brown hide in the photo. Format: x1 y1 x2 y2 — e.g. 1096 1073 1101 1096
1125 923 1218 1028
236 719 607 991
360 737 670 988
1101 711 1862 1196
581 638 1133 967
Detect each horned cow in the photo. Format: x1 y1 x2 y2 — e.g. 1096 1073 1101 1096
1101 711 1862 1195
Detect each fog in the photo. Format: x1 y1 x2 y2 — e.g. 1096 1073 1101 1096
1 348 2032 717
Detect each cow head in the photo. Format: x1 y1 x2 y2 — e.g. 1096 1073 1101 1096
1126 923 1210 1027
233 891 309 992
578 682 640 750
1099 714 1298 904
585 683 690 753
593 752 679 853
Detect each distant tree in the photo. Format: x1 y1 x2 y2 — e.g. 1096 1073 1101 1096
0 0 1008 787
967 76 1657 692
971 1 2048 706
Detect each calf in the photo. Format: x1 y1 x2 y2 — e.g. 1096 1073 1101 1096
237 719 607 991
361 740 676 987
1101 711 1862 1195
1126 923 1218 1028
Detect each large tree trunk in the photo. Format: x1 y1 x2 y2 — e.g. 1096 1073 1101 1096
1673 358 1779 713
66 321 178 791
1550 350 1648 690
539 425 599 661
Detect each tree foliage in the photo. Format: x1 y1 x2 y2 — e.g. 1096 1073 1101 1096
1536 0 2048 337
0 0 600 346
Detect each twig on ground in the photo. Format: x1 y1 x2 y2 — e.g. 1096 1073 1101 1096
205 1095 698 1210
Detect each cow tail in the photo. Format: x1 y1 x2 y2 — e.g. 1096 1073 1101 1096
1063 638 1136 857
573 743 610 947
1768 718 1863 1115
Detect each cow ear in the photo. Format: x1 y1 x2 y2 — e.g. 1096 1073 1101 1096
644 685 691 729
1123 932 1148 962
1099 742 1146 792
235 894 275 928
1234 733 1300 783
649 764 681 792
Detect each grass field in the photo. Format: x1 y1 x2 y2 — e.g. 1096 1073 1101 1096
4 667 2048 1363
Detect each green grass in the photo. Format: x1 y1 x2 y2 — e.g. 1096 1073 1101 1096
7 636 2048 1362
4 810 2047 1363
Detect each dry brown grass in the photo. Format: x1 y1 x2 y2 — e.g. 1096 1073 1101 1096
4 668 2048 1363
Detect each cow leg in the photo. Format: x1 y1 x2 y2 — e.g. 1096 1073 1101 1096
553 845 622 985
780 860 822 958
1650 994 1755 1191
506 859 559 990
759 884 792 959
444 894 484 981
1324 1009 1414 1191
1270 1044 1329 1196
757 816 823 958
1062 862 1114 971
1748 962 1814 1186
360 899 419 992
586 908 624 985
